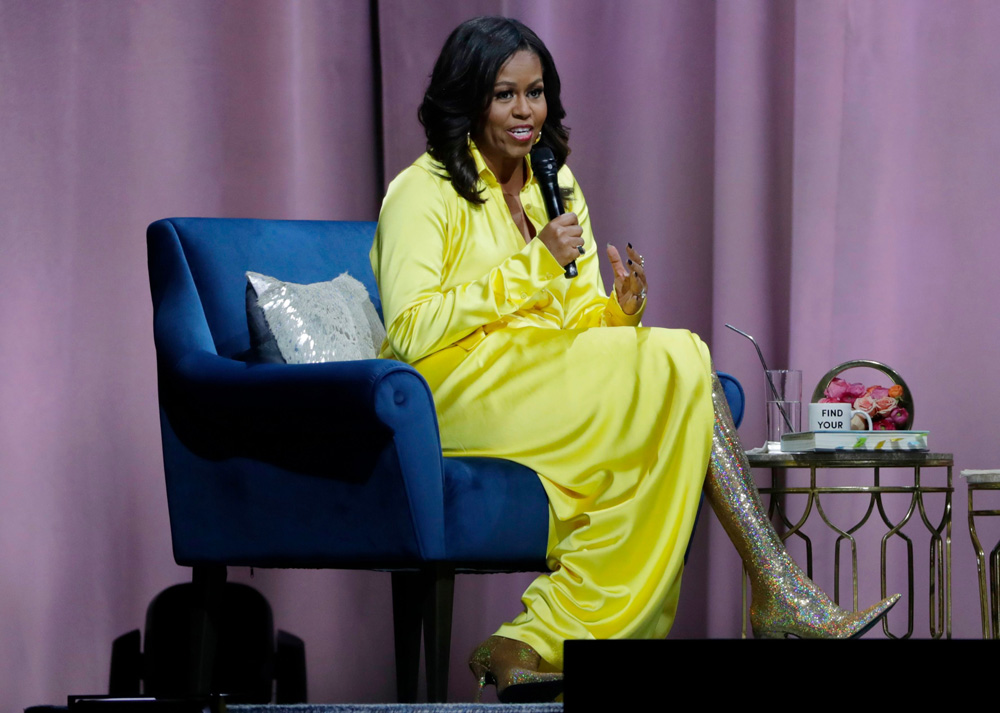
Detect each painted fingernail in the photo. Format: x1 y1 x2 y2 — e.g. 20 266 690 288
633 271 638 277
627 242 633 249
628 259 633 265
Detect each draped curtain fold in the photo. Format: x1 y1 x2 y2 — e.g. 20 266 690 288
2 0 997 706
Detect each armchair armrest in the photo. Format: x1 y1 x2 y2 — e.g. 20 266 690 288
165 351 402 436
160 352 449 560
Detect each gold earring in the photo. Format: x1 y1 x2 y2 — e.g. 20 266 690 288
533 131 542 145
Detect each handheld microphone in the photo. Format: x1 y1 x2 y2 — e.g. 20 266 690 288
532 147 578 279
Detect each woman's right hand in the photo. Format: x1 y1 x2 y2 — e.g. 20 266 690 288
536 212 584 267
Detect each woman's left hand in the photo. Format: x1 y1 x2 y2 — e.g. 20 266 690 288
607 243 647 315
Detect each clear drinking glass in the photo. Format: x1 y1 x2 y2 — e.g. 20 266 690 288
765 369 802 452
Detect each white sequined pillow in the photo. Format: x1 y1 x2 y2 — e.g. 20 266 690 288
245 271 385 364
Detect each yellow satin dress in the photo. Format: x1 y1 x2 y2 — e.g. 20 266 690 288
371 143 714 668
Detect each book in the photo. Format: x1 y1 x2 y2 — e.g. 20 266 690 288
780 430 929 452
960 469 1000 483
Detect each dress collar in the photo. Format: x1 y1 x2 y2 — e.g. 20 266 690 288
469 138 536 189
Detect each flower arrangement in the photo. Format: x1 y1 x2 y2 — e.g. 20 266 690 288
819 377 909 430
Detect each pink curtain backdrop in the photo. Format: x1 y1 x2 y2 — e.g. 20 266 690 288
2 0 998 707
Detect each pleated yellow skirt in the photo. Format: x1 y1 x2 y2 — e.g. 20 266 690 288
413 323 714 669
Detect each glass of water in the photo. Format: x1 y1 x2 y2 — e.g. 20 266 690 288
765 369 801 452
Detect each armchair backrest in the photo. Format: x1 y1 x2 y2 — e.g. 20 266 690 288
148 218 379 359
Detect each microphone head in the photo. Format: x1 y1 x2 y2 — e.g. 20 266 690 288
532 146 558 180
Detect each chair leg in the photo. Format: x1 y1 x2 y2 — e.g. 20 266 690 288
108 629 142 695
422 565 455 703
275 630 308 703
189 565 227 696
391 571 423 703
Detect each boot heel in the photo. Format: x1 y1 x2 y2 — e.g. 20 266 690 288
469 658 489 702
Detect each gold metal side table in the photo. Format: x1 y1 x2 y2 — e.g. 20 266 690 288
964 469 1000 638
744 450 953 639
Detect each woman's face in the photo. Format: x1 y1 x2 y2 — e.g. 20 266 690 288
473 50 547 178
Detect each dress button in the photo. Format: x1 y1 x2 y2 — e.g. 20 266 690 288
520 291 528 299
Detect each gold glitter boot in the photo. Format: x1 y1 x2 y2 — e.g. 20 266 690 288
705 372 900 638
468 635 564 702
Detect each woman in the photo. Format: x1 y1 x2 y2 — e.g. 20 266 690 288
371 16 898 702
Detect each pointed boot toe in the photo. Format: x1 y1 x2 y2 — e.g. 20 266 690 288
469 635 564 702
752 592 901 639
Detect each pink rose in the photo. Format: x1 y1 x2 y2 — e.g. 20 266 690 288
853 395 878 416
873 419 896 431
866 385 890 400
888 407 909 426
846 381 866 400
825 378 849 402
874 396 898 416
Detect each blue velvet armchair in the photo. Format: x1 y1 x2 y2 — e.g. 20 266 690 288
147 217 744 702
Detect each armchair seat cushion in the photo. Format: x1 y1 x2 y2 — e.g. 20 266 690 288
443 457 550 568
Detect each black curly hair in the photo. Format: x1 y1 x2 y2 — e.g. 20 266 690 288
418 16 571 204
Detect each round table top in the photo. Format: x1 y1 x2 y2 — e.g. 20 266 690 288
745 450 954 468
